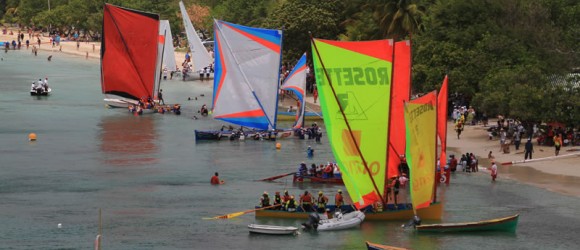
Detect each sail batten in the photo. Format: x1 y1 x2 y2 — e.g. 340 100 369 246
312 38 393 209
211 20 282 130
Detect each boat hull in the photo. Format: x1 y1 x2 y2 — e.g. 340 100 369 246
30 88 51 96
255 202 443 221
277 111 322 121
317 211 365 231
416 214 519 233
366 241 407 250
103 98 138 108
292 175 343 184
247 224 298 235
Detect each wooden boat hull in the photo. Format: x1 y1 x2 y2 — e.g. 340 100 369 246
255 202 443 221
293 175 343 184
416 214 519 233
277 111 322 121
247 224 298 235
366 241 407 250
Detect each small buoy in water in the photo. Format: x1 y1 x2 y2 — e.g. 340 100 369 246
57 223 62 228
28 133 37 141
276 143 281 149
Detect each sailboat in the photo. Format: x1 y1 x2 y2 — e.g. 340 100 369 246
179 1 213 80
194 20 284 141
101 4 164 110
255 38 442 220
159 20 177 76
280 53 307 129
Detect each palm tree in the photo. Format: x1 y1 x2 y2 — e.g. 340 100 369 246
367 0 425 40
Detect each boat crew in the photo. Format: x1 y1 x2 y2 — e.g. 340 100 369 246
43 77 49 91
273 192 282 210
260 192 271 208
335 190 344 211
316 191 328 213
285 196 297 212
300 191 314 212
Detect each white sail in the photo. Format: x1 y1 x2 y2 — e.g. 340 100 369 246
179 1 213 73
160 20 177 72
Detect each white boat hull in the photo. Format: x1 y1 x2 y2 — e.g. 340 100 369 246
317 211 365 231
30 87 51 96
104 98 139 108
248 224 298 235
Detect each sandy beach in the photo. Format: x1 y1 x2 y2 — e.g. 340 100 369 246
3 28 578 198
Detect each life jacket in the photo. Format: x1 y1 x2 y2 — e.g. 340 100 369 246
282 194 291 202
301 194 312 204
317 195 327 207
261 195 270 207
335 194 343 207
274 195 282 205
286 199 296 209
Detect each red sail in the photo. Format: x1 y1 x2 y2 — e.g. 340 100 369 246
101 4 159 100
387 41 411 177
437 75 449 172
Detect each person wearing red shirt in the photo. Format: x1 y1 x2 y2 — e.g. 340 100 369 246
210 172 224 185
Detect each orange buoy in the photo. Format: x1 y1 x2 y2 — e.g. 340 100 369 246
28 133 37 141
276 143 281 149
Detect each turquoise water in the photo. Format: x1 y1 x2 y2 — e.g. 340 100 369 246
1 50 579 249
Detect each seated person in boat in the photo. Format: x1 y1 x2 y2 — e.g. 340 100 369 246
300 191 314 212
323 163 333 178
284 195 297 212
316 191 328 213
317 164 324 177
298 162 308 176
309 164 317 176
282 190 291 204
273 191 282 210
259 192 271 208
333 163 341 178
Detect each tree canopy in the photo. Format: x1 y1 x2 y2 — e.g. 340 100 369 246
1 0 578 125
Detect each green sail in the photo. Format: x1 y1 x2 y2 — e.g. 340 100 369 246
311 38 393 209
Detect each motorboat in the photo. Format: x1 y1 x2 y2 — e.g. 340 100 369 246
248 224 298 235
302 211 365 232
30 86 51 96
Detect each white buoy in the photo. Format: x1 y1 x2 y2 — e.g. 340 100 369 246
58 223 62 228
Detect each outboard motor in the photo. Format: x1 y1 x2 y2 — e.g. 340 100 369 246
402 215 422 228
301 213 320 231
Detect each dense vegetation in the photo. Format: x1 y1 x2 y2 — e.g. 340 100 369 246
1 0 578 125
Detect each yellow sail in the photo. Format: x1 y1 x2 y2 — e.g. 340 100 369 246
404 91 437 212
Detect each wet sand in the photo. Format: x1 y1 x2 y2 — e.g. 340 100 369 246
447 121 580 198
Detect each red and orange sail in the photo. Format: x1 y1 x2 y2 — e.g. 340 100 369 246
437 75 449 173
387 41 412 178
101 4 159 100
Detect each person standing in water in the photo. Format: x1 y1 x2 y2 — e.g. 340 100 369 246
210 172 224 185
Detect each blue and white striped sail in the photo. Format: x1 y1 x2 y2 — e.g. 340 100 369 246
179 1 213 73
212 20 283 130
281 53 307 129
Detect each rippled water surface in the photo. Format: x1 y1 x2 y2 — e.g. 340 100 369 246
1 50 579 249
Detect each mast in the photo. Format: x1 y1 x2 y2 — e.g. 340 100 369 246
310 35 386 205
155 28 167 100
384 39 396 204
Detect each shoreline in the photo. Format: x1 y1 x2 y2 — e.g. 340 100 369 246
446 121 580 198
4 28 578 198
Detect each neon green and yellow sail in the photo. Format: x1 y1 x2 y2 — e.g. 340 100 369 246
311 38 393 209
404 91 437 212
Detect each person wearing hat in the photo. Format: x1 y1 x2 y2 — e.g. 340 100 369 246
259 191 271 208
273 191 282 210
334 190 344 210
300 190 314 212
316 191 328 213
490 161 498 182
